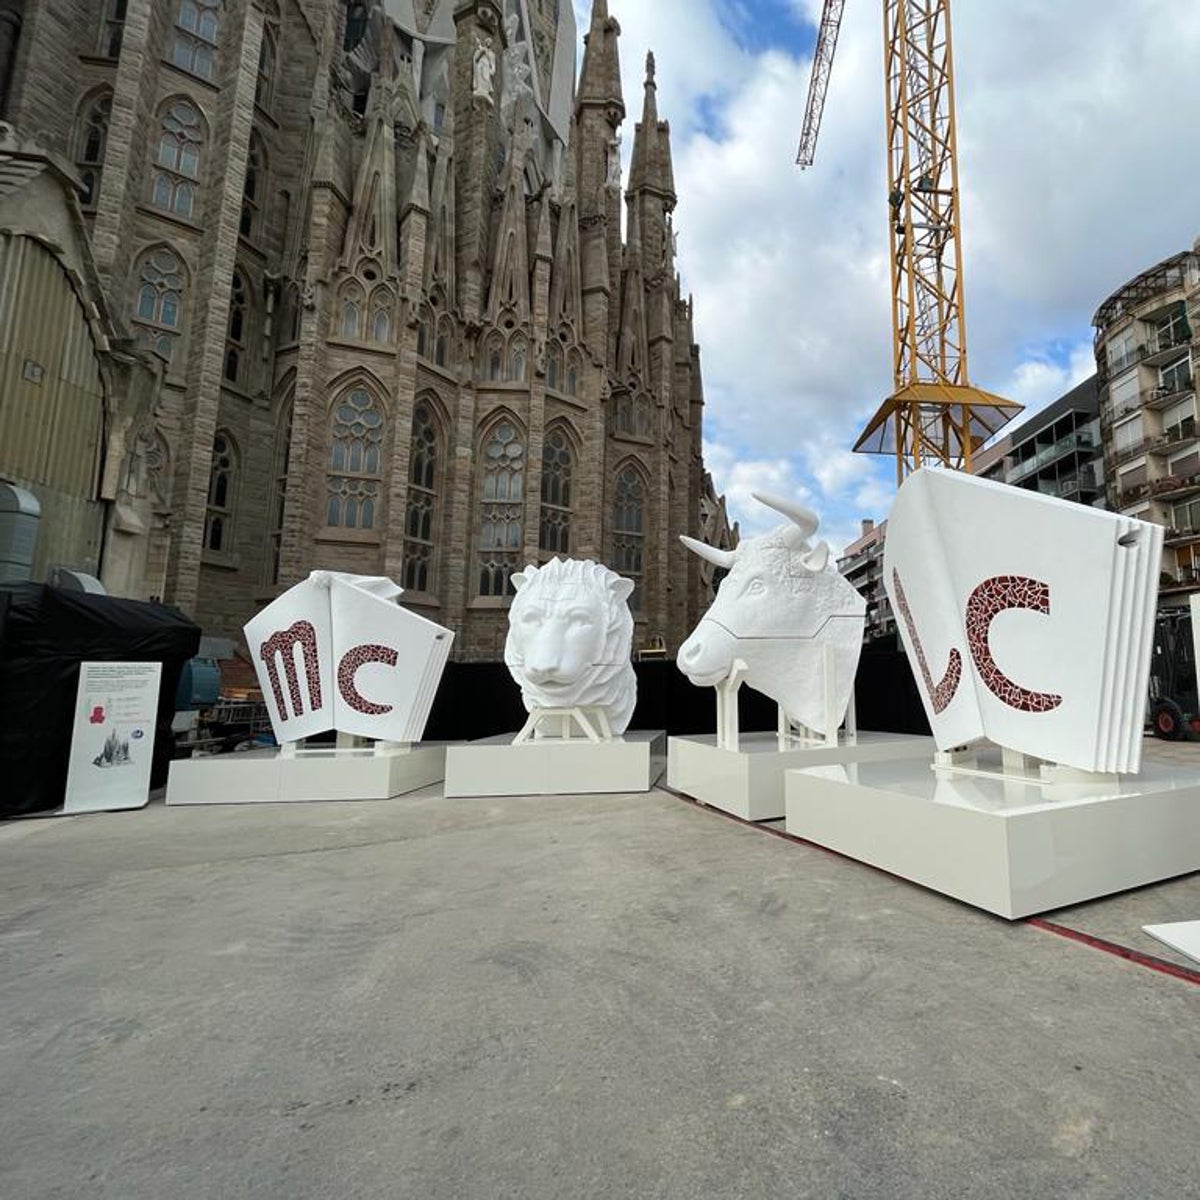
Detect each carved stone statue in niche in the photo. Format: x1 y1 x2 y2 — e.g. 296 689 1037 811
606 133 622 189
473 35 496 101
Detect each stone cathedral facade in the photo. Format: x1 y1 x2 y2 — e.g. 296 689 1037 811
0 0 735 659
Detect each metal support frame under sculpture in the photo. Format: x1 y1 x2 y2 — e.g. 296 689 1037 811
504 558 638 741
678 493 867 743
884 469 1163 777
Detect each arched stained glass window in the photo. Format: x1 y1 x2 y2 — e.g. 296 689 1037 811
340 283 363 339
240 134 265 240
478 420 526 596
510 338 527 382
132 248 185 362
151 99 203 219
635 395 655 438
403 402 439 592
204 432 237 553
267 400 293 584
370 290 392 343
173 0 220 81
100 0 127 59
77 94 112 210
224 271 247 384
344 2 369 52
327 388 384 530
256 28 275 110
539 427 573 556
613 466 646 611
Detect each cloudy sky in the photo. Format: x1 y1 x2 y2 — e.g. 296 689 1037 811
569 0 1200 552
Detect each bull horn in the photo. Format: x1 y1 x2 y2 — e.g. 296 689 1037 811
680 535 736 570
752 492 819 542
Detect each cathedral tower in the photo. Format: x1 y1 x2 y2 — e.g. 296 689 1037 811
0 0 734 658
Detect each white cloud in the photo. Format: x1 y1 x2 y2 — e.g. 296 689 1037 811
1001 340 1097 416
574 1 1200 540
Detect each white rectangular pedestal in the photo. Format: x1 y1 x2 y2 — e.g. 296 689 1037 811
1143 922 1200 966
785 756 1200 919
443 730 666 798
166 744 447 806
668 732 935 821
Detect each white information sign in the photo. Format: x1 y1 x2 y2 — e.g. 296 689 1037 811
63 662 162 813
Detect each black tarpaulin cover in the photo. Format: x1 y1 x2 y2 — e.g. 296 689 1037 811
0 586 200 818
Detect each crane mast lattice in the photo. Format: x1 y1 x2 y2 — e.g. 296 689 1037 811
798 0 1020 484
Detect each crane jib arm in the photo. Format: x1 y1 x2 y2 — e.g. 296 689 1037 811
796 0 847 168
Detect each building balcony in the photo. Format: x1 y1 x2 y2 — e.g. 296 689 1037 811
1143 379 1195 411
1149 472 1200 502
1118 481 1152 507
1106 398 1144 425
839 551 876 577
1112 439 1150 466
1006 432 1097 484
1107 345 1146 377
1149 421 1200 456
1164 526 1200 547
1160 567 1200 594
1054 470 1101 501
1142 326 1193 368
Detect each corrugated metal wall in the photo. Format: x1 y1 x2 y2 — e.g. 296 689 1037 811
0 233 106 500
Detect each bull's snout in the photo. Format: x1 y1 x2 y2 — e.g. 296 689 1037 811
678 621 736 688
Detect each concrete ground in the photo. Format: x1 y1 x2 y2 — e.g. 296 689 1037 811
2 740 1198 1199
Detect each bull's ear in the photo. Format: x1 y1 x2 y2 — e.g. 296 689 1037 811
611 577 635 604
802 541 831 572
512 566 535 593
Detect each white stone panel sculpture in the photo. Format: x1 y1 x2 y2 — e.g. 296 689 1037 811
678 493 867 737
244 572 453 745
504 558 637 736
884 468 1163 775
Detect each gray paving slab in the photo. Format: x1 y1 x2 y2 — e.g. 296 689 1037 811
1 786 1198 1200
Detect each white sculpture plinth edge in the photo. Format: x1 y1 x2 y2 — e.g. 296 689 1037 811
668 731 934 823
784 753 1200 919
166 740 448 806
443 730 667 798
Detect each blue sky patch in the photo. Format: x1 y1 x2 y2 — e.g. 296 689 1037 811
717 0 816 60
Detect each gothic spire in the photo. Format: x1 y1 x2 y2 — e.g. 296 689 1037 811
577 0 624 120
628 50 676 203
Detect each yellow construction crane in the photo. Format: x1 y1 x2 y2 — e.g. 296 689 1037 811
798 0 1021 484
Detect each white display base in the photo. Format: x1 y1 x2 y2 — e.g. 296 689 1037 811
166 743 447 806
668 731 936 822
1143 922 1200 967
443 730 666 798
785 754 1200 919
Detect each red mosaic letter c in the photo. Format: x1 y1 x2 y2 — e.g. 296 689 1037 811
337 644 399 716
965 576 1063 714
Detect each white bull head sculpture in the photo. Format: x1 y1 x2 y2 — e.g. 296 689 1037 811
678 493 867 737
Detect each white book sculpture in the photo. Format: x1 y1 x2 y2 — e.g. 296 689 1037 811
245 572 453 745
884 469 1163 775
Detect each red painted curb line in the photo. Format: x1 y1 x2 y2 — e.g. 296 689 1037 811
658 785 1200 987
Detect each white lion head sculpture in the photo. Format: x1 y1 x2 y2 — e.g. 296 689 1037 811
504 558 638 735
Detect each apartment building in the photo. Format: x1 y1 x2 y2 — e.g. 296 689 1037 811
1093 246 1200 605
